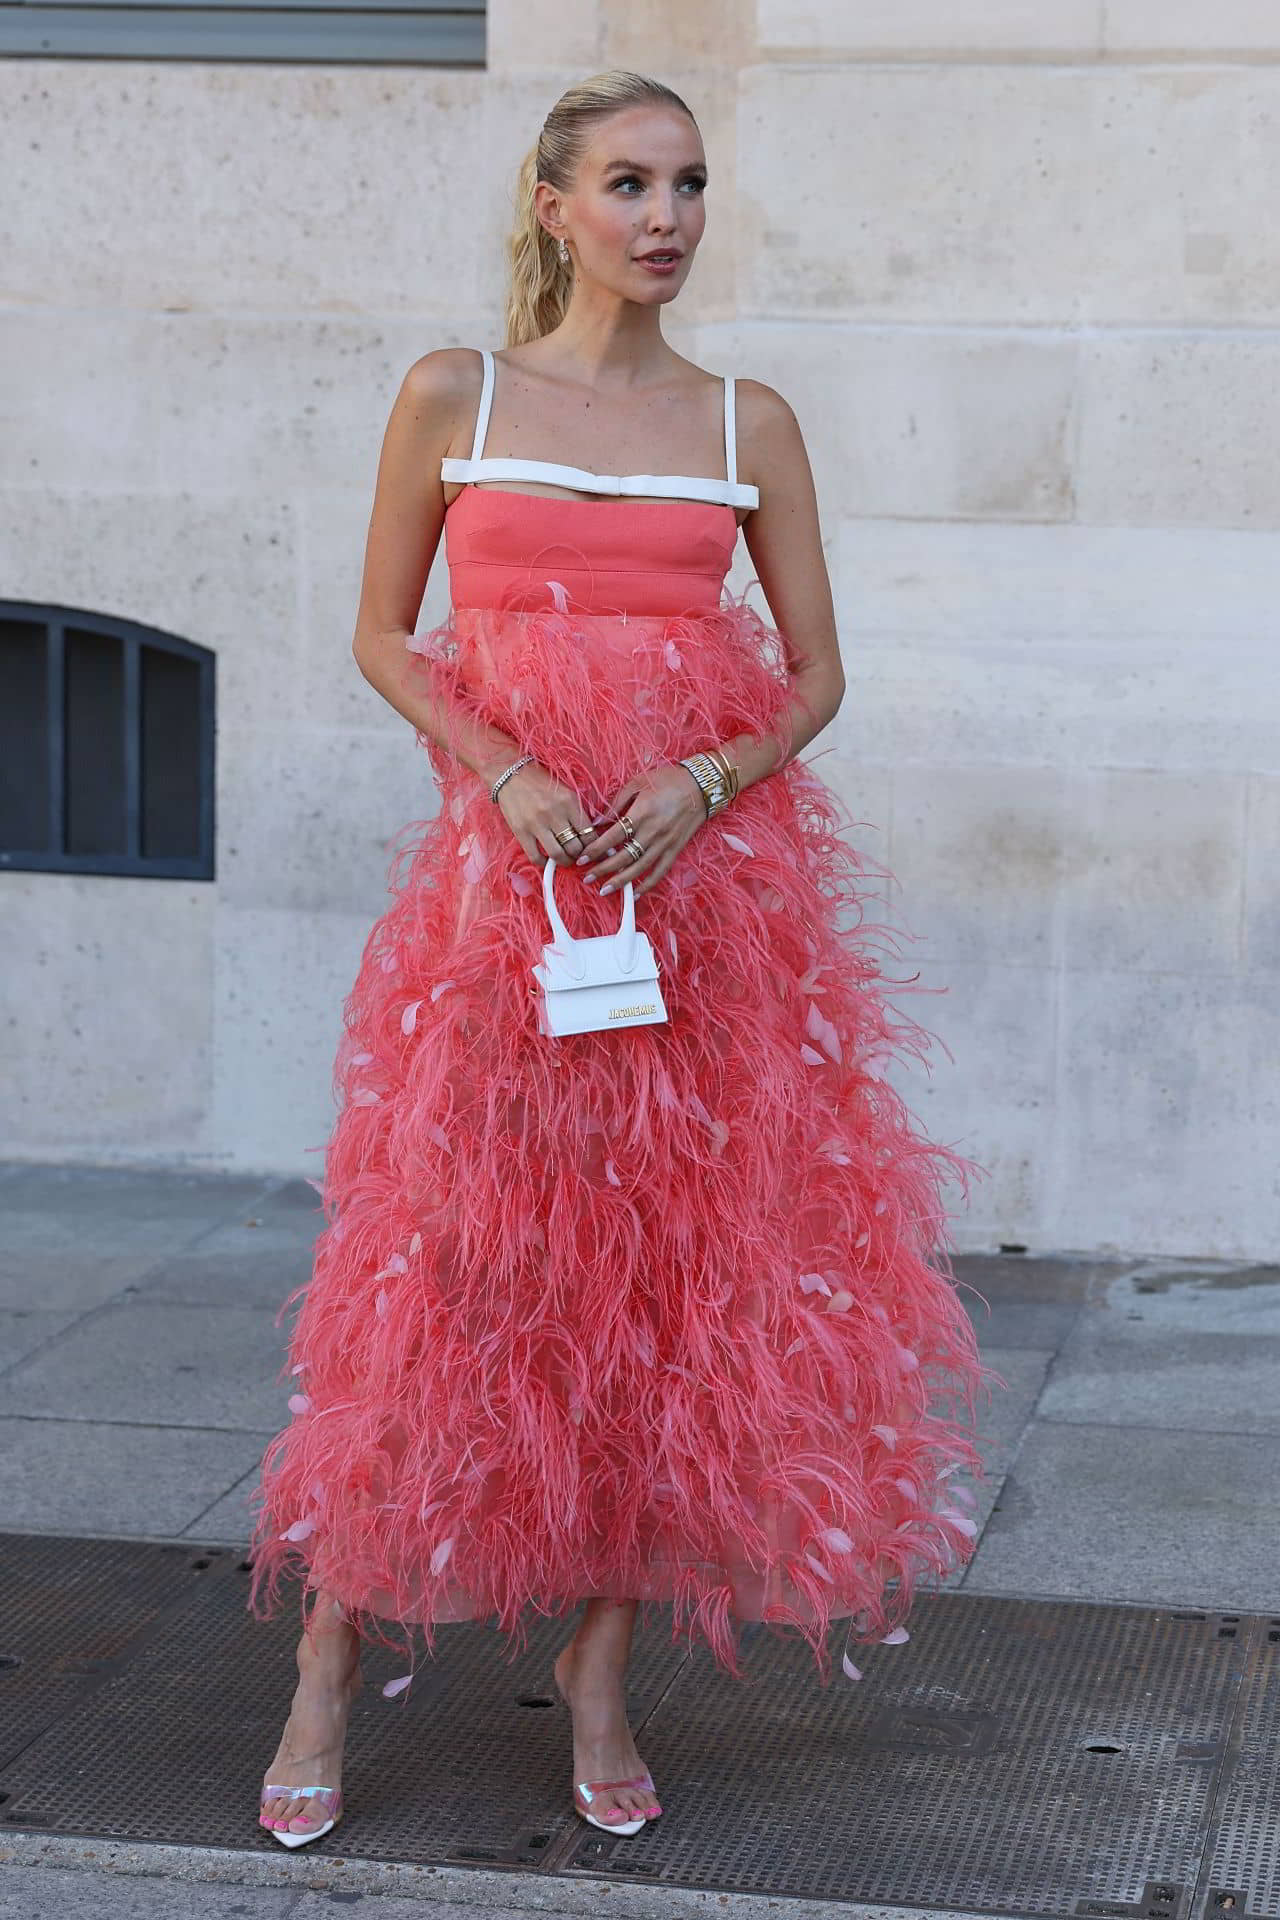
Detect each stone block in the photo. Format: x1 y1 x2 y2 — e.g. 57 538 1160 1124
1106 0 1280 54
757 0 1102 55
1060 770 1247 975
1047 968 1279 1258
1244 774 1280 968
215 724 436 918
0 875 214 1160
729 323 1078 522
210 904 371 1176
884 958 1059 1249
963 1420 1280 1611
0 1301 291 1431
0 63 486 313
1078 335 1280 527
888 764 1067 967
0 1415 268 1537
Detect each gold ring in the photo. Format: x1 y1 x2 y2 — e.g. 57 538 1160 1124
553 825 581 845
619 815 637 841
626 840 645 862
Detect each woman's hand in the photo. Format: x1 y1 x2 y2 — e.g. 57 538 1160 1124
492 760 598 868
576 764 708 900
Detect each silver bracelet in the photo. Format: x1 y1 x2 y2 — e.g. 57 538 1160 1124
490 753 536 804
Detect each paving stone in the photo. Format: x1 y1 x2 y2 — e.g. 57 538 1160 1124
1039 1313 1280 1435
0 1310 84 1374
0 1248 170 1314
0 1303 293 1432
0 1419 271 1536
963 1420 1280 1611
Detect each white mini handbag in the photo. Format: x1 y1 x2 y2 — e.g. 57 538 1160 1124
531 855 669 1036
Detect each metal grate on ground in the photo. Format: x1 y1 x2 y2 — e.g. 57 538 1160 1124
0 1534 1277 1919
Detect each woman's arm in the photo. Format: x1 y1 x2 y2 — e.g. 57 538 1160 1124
351 348 530 790
719 380 847 790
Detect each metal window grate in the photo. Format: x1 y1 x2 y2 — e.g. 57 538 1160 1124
0 601 215 881
0 0 486 64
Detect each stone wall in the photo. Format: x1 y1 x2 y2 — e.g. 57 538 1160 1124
2 0 1276 1254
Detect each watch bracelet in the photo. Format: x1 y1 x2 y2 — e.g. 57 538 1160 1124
679 751 730 817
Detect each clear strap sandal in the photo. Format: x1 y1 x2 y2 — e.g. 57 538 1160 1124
259 1781 343 1848
574 1772 660 1836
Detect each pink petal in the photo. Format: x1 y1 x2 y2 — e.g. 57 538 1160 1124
798 1272 832 1296
895 1344 920 1372
893 1475 918 1499
375 1289 390 1319
782 1336 805 1359
351 1088 380 1107
379 952 398 974
430 979 457 1001
290 1362 306 1376
287 1393 311 1416
939 1507 978 1537
304 1178 325 1197
350 1051 373 1066
881 1627 910 1644
382 1674 413 1699
708 1120 730 1156
510 870 535 895
842 1651 863 1681
409 1232 423 1255
872 1424 898 1448
401 1000 421 1036
282 1518 315 1542
426 1121 451 1153
826 1290 854 1313
800 1043 826 1066
604 1159 622 1187
664 640 683 669
666 929 679 964
821 1527 854 1554
803 1552 834 1583
722 832 754 857
383 1253 409 1276
429 1537 455 1575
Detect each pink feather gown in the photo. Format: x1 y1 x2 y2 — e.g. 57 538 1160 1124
248 447 1004 1682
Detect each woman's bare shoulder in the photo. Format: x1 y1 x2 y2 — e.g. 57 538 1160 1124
399 345 486 416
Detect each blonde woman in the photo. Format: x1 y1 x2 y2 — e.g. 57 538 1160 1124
251 68 1001 1848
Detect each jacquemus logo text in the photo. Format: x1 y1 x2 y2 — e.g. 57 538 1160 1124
610 1003 657 1019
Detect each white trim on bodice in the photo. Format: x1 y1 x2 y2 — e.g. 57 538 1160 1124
440 347 760 511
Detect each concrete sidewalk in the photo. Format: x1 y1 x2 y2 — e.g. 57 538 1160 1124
2 1157 1279 1918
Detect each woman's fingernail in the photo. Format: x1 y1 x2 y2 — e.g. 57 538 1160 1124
600 881 615 894
575 854 589 865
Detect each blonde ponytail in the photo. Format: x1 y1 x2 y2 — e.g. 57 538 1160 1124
504 70 698 349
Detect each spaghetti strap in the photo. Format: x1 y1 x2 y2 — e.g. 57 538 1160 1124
723 375 738 488
469 347 496 463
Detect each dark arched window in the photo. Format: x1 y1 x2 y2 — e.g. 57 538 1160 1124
0 602 215 880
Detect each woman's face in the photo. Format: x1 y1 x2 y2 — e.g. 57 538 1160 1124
550 104 708 304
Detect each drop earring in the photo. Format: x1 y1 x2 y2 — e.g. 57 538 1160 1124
557 238 569 265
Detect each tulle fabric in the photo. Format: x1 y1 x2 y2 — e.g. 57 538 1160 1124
247 506 1005 1681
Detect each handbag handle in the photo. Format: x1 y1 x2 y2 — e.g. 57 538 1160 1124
541 855 639 981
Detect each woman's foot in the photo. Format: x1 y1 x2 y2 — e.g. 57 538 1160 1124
260 1601 362 1841
553 1637 661 1829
